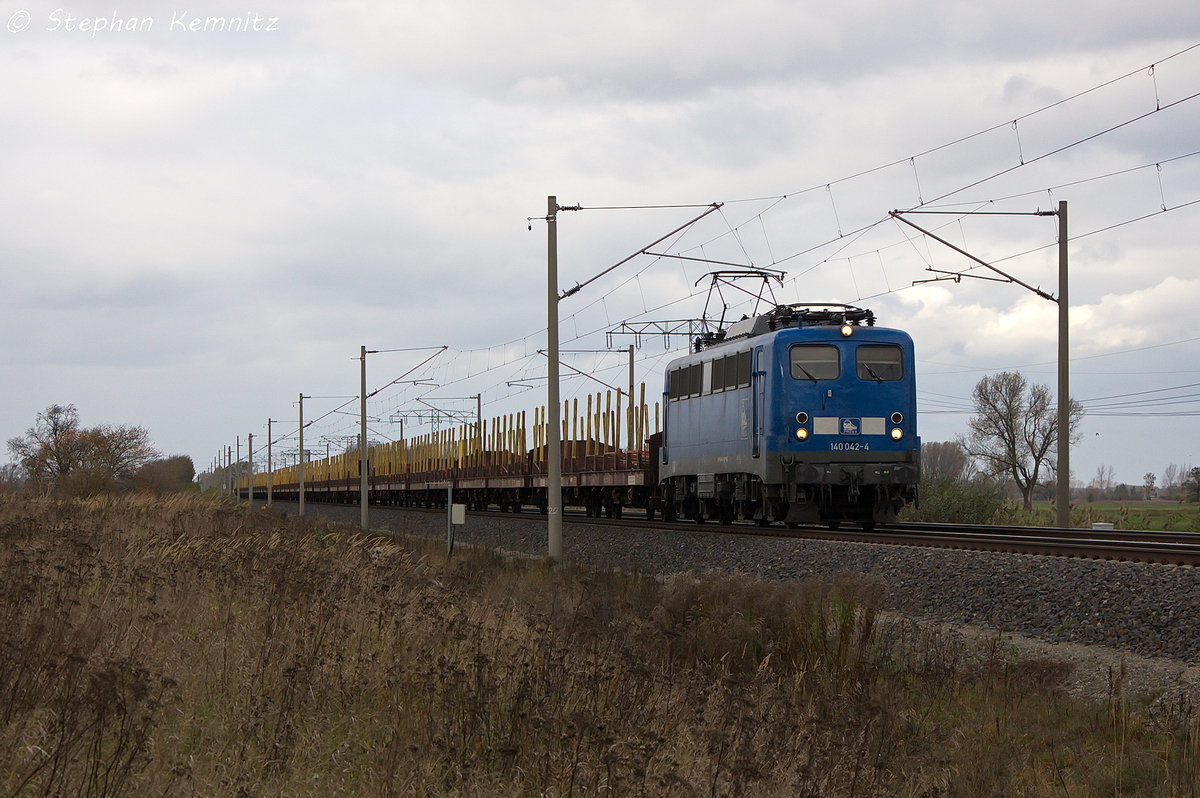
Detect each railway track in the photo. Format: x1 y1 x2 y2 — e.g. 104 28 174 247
375 503 1200 567
775 521 1200 566
276 497 1199 567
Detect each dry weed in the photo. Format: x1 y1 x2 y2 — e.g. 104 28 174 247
1 493 1196 796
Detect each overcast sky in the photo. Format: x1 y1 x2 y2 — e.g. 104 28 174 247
2 0 1199 489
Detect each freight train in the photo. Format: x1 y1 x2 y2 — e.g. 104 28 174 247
240 304 920 528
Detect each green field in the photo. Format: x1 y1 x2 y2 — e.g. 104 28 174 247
1023 500 1200 531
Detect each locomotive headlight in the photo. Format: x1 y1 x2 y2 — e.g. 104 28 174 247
840 324 853 337
795 428 809 441
890 428 903 440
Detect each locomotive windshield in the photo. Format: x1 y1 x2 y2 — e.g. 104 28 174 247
789 345 840 381
856 345 903 382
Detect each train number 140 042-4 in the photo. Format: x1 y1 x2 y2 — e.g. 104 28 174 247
830 442 870 451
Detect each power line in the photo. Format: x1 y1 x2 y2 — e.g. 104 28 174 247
917 149 1200 210
1079 381 1200 403
709 42 1200 210
452 41 1200 373
223 43 1200 458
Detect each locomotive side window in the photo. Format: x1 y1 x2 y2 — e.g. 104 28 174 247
669 351 750 400
668 367 689 401
856 345 903 381
724 354 739 390
789 345 840 381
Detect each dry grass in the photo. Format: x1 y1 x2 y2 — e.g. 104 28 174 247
1 493 1198 796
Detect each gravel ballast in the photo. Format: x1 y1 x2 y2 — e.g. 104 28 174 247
276 502 1200 665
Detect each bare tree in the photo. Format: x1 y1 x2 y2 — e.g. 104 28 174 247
1163 464 1181 492
0 462 23 491
921 441 975 482
131 456 196 493
1162 464 1192 500
6 404 87 488
961 371 1083 511
75 425 159 494
1186 467 1200 504
1090 464 1116 496
6 405 159 496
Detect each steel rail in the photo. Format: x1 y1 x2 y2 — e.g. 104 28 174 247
460 507 1200 566
286 499 1200 567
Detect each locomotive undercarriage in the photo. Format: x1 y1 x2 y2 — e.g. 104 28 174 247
660 467 915 529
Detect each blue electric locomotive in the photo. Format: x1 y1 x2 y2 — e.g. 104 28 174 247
659 304 920 528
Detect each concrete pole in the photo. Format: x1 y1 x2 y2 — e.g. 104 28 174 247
236 436 241 500
1056 200 1071 529
547 195 563 560
298 393 306 517
360 345 369 531
627 344 635 452
247 433 254 504
267 419 274 507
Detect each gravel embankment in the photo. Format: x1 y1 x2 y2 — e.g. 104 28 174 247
271 502 1200 665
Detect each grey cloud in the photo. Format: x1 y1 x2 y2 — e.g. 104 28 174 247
305 0 1200 102
1 0 1198 484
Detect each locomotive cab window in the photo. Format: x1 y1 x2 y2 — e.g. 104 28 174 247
856 345 903 382
789 345 840 381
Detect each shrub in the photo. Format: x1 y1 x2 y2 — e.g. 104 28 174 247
901 476 1009 524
